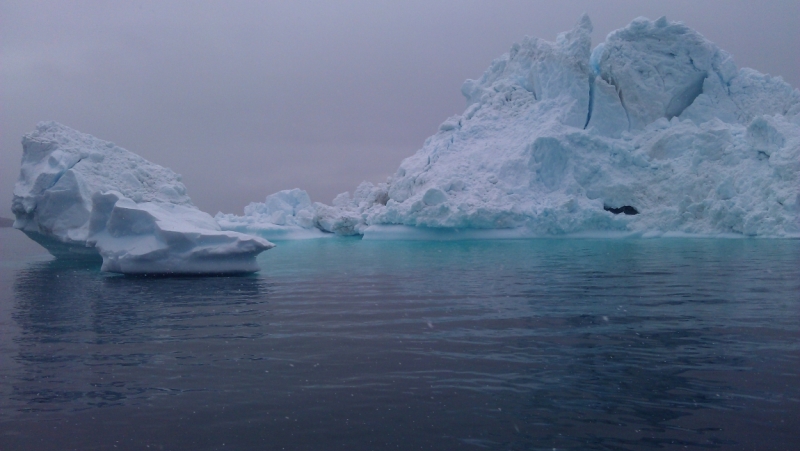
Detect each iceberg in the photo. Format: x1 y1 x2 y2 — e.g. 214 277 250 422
221 15 800 238
215 189 329 240
12 122 274 274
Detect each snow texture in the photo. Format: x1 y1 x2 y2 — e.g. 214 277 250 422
12 122 274 274
222 15 800 239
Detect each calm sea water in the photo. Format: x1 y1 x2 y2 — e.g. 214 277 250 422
0 227 798 451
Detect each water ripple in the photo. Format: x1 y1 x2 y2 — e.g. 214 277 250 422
0 237 798 450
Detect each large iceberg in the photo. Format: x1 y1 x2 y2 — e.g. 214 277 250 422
221 15 800 239
12 122 274 274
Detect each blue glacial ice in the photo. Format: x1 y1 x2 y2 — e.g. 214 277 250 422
12 122 274 274
221 15 800 239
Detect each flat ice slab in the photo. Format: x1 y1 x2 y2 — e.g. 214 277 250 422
12 122 274 274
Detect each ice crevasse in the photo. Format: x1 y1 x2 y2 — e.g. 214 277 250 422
218 15 800 239
12 122 274 274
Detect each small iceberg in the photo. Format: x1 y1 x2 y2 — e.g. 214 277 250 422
216 189 330 240
12 122 274 274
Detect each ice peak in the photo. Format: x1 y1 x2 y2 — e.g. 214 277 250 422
595 16 742 129
557 13 593 53
576 12 592 31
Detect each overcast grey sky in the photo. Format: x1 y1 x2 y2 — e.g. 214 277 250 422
2 0 798 217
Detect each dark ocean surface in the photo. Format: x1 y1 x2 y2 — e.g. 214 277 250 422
0 227 798 450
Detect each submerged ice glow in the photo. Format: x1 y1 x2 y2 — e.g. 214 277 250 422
221 15 800 239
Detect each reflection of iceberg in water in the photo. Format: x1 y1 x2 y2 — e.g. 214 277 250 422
9 259 271 411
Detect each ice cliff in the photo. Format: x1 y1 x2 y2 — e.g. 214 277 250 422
12 122 274 274
220 15 800 239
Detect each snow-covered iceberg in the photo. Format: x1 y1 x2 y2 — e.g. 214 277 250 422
12 122 274 274
221 15 800 238
216 189 329 240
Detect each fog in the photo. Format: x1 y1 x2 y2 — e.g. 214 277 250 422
2 0 798 216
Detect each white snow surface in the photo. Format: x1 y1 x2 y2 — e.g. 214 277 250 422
222 15 800 238
12 122 274 274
